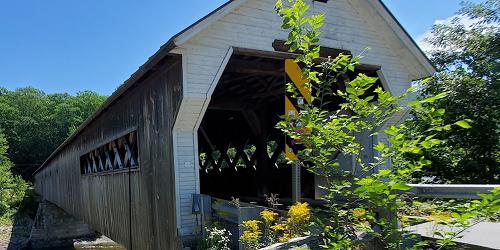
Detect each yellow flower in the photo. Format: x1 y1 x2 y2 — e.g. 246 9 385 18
287 202 311 226
288 202 311 221
426 211 452 222
240 220 261 250
241 231 260 241
352 208 367 222
261 209 278 224
270 222 287 232
286 202 311 237
241 220 260 232
400 216 410 227
353 208 366 218
278 233 291 243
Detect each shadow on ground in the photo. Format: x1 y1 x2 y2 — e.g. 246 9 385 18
2 190 124 250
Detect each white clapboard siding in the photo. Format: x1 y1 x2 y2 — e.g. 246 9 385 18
172 0 427 235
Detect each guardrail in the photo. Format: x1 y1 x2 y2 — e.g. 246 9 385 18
408 184 499 199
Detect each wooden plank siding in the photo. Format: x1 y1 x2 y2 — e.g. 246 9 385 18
34 54 183 249
172 0 429 235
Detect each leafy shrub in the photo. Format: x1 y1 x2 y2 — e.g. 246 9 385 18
199 225 232 250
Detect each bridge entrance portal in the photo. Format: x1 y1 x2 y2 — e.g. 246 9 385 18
197 53 316 207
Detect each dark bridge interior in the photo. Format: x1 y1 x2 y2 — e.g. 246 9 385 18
198 54 316 204
197 51 382 205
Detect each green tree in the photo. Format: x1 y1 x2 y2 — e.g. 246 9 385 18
0 87 106 179
274 0 495 249
0 87 53 174
408 0 499 183
0 130 27 224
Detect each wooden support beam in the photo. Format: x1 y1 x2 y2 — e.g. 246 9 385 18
225 68 283 77
219 74 254 84
272 39 351 58
253 75 284 106
224 57 283 76
104 150 113 171
233 47 297 60
112 141 124 169
124 142 137 167
233 47 381 72
199 126 216 152
228 57 283 71
208 100 248 111
87 158 92 174
90 153 98 173
96 150 104 172
242 109 262 136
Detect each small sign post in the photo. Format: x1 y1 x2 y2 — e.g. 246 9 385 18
284 59 311 203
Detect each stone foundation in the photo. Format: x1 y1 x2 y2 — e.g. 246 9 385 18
28 200 96 249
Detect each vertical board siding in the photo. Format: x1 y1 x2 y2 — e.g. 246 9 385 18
174 0 418 235
34 55 183 249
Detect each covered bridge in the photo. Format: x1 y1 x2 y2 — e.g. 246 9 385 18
33 0 434 249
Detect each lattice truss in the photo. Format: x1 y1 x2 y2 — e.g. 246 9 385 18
199 139 286 172
80 131 139 175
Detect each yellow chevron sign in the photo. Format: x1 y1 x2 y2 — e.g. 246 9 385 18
285 59 311 161
285 59 311 104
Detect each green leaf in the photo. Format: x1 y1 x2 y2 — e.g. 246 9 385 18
454 120 471 129
421 141 432 149
356 178 373 186
407 100 421 107
374 142 385 152
391 182 412 191
378 169 391 176
384 126 398 136
421 92 448 103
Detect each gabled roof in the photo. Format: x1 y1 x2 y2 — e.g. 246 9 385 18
35 0 434 175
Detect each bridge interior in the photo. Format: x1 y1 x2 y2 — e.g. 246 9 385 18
197 51 383 206
198 54 316 206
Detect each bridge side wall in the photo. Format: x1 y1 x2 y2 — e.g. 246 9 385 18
34 54 183 249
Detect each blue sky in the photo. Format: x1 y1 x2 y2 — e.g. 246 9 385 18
0 0 483 95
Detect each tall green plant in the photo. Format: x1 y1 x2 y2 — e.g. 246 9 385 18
275 0 474 249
